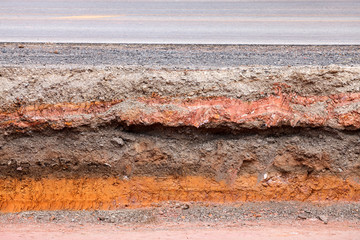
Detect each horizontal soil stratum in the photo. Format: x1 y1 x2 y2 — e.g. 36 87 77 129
0 43 360 212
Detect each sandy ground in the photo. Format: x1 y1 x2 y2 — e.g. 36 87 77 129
0 221 359 240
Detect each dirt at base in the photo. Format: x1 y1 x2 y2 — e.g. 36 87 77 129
1 221 359 240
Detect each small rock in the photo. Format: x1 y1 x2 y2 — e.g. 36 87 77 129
142 85 148 92
18 45 25 49
317 215 328 224
297 214 307 220
16 167 22 171
119 134 136 142
182 204 190 210
53 50 59 54
111 137 125 146
261 182 269 187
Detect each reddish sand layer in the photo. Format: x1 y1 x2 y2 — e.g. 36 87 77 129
1 91 360 131
0 175 359 212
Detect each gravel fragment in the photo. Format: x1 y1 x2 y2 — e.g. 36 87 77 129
317 215 329 224
110 137 125 146
297 214 307 220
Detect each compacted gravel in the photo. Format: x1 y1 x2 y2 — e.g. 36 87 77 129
1 43 360 68
0 202 359 225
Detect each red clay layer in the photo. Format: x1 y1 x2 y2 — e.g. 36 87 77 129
1 90 360 131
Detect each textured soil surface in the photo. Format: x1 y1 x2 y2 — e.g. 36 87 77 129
0 44 359 217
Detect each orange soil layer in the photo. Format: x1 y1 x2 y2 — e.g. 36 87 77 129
0 175 359 212
0 90 360 131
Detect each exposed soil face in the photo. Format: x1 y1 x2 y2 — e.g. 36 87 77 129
0 44 359 212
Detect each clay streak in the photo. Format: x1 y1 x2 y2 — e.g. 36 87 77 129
1 92 360 131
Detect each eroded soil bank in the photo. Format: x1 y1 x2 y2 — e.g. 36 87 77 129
0 53 360 212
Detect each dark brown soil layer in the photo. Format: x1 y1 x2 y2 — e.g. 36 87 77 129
0 126 359 180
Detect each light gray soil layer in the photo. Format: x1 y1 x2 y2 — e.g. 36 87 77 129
1 66 360 111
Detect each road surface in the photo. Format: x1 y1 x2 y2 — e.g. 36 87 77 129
0 0 359 44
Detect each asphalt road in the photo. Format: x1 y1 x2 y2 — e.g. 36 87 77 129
0 0 359 44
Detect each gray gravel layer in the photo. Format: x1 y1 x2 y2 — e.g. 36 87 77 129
0 202 359 225
1 43 360 68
